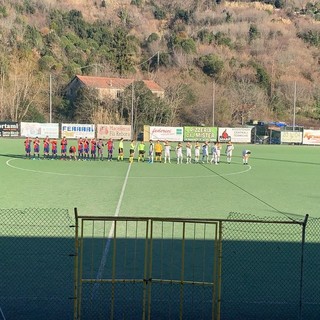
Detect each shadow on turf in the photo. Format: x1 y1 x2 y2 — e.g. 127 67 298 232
249 156 320 166
1 236 74 320
0 153 28 159
2 235 320 320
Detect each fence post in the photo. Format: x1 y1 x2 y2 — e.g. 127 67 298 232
74 208 79 320
299 214 309 320
216 220 223 320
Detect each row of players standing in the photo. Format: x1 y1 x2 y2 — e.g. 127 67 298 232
146 140 251 165
146 140 235 164
24 136 114 160
24 137 250 164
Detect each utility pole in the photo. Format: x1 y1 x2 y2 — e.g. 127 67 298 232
49 74 52 123
212 79 215 127
131 81 134 139
293 81 297 130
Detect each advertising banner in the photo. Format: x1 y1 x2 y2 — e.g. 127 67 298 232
218 127 252 143
183 126 217 141
281 131 303 144
20 122 59 138
61 123 95 139
97 124 131 140
303 129 320 145
0 122 19 137
149 126 183 141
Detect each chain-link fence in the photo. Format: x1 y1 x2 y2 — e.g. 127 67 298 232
74 216 221 320
0 208 75 320
74 213 320 320
1 209 319 320
221 212 320 320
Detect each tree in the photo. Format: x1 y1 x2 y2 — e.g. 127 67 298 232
228 80 269 125
1 59 46 121
111 28 136 75
120 81 171 135
197 54 224 80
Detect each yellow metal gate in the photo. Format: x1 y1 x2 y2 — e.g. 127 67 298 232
74 213 222 320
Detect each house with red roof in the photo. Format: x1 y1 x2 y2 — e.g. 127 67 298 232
65 75 164 101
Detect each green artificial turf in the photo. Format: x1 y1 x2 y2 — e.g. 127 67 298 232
1 138 319 221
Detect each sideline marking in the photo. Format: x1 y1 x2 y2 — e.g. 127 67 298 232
0 307 6 320
6 158 251 178
92 159 133 296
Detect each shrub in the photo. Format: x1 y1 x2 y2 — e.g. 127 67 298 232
147 33 159 43
197 54 224 79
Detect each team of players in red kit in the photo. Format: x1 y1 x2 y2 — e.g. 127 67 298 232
24 136 115 161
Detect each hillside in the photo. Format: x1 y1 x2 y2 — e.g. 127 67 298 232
0 0 319 128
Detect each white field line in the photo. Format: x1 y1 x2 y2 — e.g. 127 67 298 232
92 159 133 297
0 307 6 320
6 158 251 179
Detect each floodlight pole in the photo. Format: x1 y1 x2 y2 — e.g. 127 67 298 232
293 81 297 130
131 80 134 139
49 73 52 123
212 79 215 127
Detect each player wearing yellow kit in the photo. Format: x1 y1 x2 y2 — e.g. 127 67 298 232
138 141 145 162
154 140 163 162
129 140 135 163
117 138 124 161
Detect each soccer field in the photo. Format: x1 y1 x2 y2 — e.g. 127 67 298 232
0 138 319 220
1 138 320 320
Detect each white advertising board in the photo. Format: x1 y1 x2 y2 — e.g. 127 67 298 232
303 129 320 145
281 131 302 144
61 123 95 139
97 124 131 140
149 126 183 141
218 127 252 143
20 122 59 138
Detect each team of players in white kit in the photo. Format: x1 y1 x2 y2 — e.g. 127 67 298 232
148 140 251 165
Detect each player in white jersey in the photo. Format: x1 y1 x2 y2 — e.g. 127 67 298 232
215 142 222 163
176 142 183 164
225 141 234 164
164 141 171 163
201 141 209 163
185 142 192 164
148 140 154 163
242 149 251 165
194 141 200 163
210 142 218 165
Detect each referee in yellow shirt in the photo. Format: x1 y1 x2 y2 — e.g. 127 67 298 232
154 140 163 163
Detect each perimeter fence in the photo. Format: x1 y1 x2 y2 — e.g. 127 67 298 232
0 208 75 320
74 211 320 320
221 212 320 320
1 209 320 320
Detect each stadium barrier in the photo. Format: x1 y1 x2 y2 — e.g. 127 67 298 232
1 209 320 320
0 208 75 320
3 120 320 144
73 212 222 320
73 211 320 320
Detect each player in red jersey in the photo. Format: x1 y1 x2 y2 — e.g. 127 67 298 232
60 136 68 160
24 137 32 159
51 139 58 160
43 136 50 159
107 138 113 161
69 145 77 161
33 137 40 160
78 137 84 161
90 138 97 161
83 137 89 161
